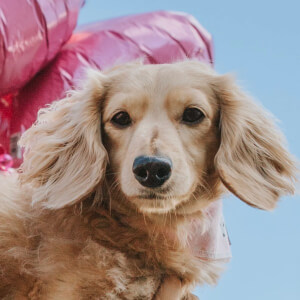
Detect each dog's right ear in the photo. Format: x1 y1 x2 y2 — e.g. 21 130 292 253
19 69 108 209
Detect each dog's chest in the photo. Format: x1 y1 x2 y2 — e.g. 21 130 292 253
44 240 163 300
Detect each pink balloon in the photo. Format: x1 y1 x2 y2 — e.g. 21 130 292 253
0 0 84 96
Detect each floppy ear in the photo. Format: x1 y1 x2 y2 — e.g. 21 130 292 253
213 75 297 210
19 69 108 209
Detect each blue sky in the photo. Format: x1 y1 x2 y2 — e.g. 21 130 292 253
78 1 300 299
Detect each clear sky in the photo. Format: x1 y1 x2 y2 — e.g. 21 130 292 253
78 1 300 299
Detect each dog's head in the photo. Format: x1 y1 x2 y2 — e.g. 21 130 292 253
20 61 297 216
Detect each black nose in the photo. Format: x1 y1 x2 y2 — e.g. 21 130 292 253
132 156 172 188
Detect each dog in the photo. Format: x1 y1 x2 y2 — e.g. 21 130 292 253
0 61 297 299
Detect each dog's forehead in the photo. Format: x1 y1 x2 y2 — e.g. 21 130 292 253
101 62 217 123
108 63 210 93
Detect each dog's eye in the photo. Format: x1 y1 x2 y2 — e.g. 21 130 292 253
111 111 132 128
182 107 205 125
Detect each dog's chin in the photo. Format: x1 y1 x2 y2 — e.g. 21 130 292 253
128 193 186 215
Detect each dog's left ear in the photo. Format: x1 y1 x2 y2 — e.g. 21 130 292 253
213 74 297 210
19 70 108 209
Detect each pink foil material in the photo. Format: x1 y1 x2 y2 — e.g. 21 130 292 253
0 94 13 154
0 0 84 154
0 0 85 96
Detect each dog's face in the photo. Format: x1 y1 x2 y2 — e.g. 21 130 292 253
19 61 296 216
102 63 220 213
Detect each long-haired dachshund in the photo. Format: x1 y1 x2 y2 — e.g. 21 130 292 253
0 61 296 299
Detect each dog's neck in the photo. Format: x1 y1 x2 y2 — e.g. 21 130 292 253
30 184 213 283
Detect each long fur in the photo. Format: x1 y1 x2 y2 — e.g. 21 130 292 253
0 61 297 299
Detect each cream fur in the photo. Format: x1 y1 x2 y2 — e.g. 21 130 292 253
0 61 297 299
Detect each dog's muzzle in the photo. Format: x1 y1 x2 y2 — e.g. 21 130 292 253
132 156 172 188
